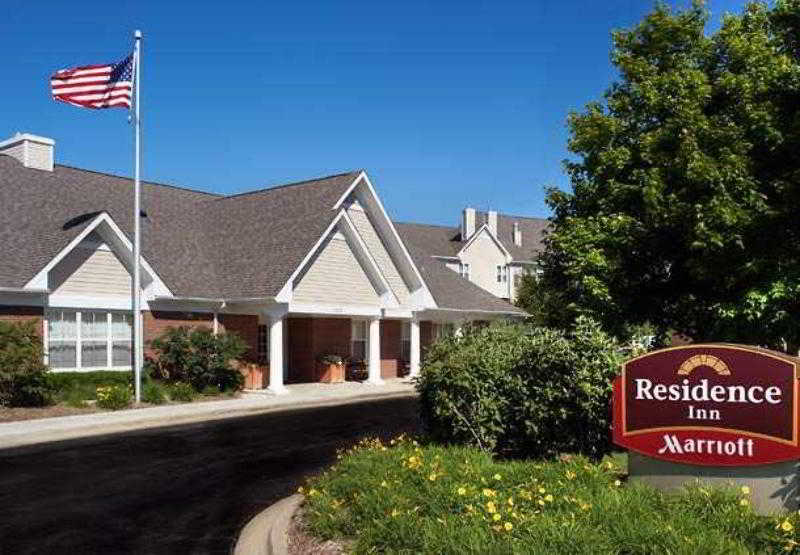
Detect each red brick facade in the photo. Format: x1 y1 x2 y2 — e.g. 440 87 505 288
0 305 44 337
218 314 260 362
287 317 351 383
380 319 403 379
142 310 214 359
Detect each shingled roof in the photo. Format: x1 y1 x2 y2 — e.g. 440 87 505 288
395 222 526 315
0 153 360 298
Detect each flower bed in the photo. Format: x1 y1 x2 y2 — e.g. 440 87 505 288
301 436 799 553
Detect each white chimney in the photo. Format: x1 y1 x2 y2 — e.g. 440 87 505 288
0 133 55 171
513 222 522 246
487 210 498 236
462 207 476 240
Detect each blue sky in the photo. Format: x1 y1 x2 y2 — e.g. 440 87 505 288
1 0 745 225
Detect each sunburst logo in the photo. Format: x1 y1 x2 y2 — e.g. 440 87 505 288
677 354 730 376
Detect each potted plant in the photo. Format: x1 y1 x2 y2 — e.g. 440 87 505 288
347 359 368 382
316 354 346 383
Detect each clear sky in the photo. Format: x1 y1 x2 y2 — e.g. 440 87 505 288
1 0 745 225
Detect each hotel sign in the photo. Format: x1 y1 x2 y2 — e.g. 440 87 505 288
612 345 800 466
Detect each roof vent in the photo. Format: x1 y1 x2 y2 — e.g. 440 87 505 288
0 133 55 171
462 207 476 240
513 222 522 246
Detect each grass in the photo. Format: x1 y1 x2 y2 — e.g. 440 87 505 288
302 436 799 554
51 370 130 404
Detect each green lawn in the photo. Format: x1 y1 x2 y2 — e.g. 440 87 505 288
302 436 798 554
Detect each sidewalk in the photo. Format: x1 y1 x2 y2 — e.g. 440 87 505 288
0 379 417 450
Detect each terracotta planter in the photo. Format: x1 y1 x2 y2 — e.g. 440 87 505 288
238 363 266 389
316 362 345 383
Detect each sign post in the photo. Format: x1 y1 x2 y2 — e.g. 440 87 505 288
612 344 800 513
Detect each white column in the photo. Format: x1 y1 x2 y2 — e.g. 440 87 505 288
409 317 421 378
268 313 288 394
366 316 384 385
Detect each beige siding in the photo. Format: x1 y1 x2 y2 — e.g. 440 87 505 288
347 204 411 306
50 241 132 297
293 232 380 306
459 229 509 298
27 142 53 171
0 142 25 165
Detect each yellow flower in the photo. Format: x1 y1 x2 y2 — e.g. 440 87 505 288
493 473 502 481
504 522 513 531
308 488 318 497
741 486 751 495
781 520 794 533
428 473 437 481
493 513 501 521
457 487 467 496
482 488 496 497
544 494 554 503
537 499 545 506
380 480 388 488
614 480 622 487
740 499 750 507
486 501 496 513
507 497 514 506
391 508 400 517
565 471 576 480
538 487 546 494
580 503 591 511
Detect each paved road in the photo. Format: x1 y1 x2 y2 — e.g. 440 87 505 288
0 396 420 554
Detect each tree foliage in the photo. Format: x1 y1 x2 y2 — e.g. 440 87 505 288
542 0 800 352
0 320 54 407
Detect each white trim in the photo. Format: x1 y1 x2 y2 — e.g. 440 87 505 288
0 133 54 149
23 212 172 299
456 223 512 262
48 295 138 311
288 301 382 317
277 209 399 309
333 171 436 309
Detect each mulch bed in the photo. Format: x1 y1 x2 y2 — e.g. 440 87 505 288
288 505 348 555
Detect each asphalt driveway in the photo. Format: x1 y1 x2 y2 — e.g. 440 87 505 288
0 395 420 554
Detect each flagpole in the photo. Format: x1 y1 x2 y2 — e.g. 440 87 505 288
133 29 143 403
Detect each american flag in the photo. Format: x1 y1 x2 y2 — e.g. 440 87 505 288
50 54 134 109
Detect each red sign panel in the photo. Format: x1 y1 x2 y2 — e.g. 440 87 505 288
612 344 800 466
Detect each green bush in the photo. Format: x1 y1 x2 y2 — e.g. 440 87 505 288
168 382 196 402
141 381 167 405
416 317 623 460
0 321 54 407
96 384 132 410
146 327 246 393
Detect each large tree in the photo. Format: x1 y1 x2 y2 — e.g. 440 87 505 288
541 1 800 351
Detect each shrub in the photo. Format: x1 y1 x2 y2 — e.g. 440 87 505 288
146 327 246 393
141 381 167 405
416 317 623 459
168 382 196 402
0 321 54 407
96 384 132 410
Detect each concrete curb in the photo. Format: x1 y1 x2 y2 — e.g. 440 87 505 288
235 494 304 555
0 389 417 451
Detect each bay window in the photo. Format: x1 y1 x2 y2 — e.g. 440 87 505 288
46 309 132 370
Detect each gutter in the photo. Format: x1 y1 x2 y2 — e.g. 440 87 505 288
0 287 50 294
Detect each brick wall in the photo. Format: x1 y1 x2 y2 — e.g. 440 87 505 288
218 314 259 362
287 317 351 383
380 319 402 378
143 311 214 358
0 305 44 337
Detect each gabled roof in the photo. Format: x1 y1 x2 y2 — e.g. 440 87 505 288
0 153 361 298
395 222 526 315
474 210 549 262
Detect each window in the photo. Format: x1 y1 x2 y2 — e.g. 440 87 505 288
111 313 132 367
47 309 131 370
81 311 107 368
496 265 508 283
48 310 77 369
459 263 470 280
401 322 411 362
351 320 368 362
257 324 269 364
432 322 455 340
